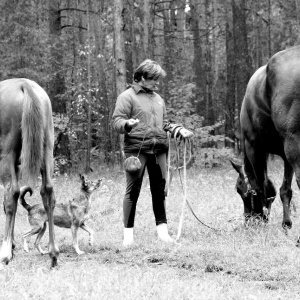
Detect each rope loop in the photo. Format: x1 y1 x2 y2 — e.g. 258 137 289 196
166 135 224 239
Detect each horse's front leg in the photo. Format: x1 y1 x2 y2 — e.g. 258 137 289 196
40 156 59 268
280 159 293 229
0 167 20 265
244 142 268 218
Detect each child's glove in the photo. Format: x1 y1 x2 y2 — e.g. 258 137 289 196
164 123 193 139
178 128 193 138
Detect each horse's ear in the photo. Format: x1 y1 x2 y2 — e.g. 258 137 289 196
229 159 243 175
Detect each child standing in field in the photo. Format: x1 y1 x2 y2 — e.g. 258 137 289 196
112 59 193 246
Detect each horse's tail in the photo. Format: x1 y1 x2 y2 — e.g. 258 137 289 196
19 186 33 211
21 81 46 181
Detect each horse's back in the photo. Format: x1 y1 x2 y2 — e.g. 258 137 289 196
0 78 50 105
241 65 268 123
241 47 300 157
0 77 51 133
267 46 300 135
240 65 284 155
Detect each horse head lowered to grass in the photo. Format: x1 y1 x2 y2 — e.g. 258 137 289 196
231 46 300 232
0 78 58 267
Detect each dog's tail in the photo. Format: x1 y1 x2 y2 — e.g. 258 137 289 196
19 186 33 211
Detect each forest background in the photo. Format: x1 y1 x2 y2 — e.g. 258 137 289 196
0 0 298 174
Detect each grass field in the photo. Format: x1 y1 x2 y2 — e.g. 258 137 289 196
1 157 300 300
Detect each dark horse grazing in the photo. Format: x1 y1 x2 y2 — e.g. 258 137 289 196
231 46 300 231
0 78 59 267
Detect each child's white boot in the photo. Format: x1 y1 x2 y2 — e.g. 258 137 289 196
157 223 174 243
123 228 134 247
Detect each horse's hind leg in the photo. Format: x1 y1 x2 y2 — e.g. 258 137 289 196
3 205 17 250
40 150 59 267
0 159 20 264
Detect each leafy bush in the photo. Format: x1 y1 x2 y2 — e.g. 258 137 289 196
195 147 236 168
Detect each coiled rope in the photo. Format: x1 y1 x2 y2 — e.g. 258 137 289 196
166 133 223 242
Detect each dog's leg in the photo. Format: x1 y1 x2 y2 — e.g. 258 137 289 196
23 227 42 253
23 236 30 253
71 224 84 255
80 223 94 246
34 223 47 255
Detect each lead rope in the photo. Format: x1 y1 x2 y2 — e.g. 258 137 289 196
166 132 172 197
175 138 187 241
169 135 223 238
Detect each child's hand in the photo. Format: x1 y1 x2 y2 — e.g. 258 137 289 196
127 118 140 128
179 128 193 138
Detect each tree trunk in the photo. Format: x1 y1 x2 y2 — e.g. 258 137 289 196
148 1 155 59
205 0 214 125
114 0 127 95
124 0 134 84
211 0 218 124
114 0 127 162
48 0 66 113
85 0 92 173
162 1 174 101
190 0 206 118
225 0 236 148
175 0 186 75
153 2 164 61
232 0 251 111
143 0 150 59
296 0 300 44
267 0 272 57
255 0 263 69
94 1 111 164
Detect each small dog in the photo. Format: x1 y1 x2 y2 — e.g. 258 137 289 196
20 174 102 255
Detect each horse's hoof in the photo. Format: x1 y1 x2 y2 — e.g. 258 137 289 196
282 221 292 229
0 251 13 265
50 257 58 269
1 258 10 266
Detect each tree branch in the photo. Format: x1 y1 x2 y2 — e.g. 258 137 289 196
61 24 87 31
59 7 99 15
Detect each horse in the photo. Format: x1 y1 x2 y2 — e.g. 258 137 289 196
0 78 59 267
231 46 300 231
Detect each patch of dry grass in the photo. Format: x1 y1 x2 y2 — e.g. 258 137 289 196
0 158 300 299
